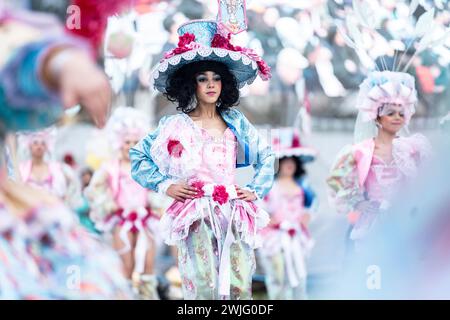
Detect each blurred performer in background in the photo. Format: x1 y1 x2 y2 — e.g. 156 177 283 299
18 128 81 210
323 140 450 299
85 107 162 300
327 71 431 250
0 3 131 299
74 167 99 234
325 2 442 251
259 128 317 299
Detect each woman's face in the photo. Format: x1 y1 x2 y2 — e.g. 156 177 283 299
377 104 406 135
81 172 92 188
195 71 222 105
121 136 139 161
30 139 47 158
279 158 297 178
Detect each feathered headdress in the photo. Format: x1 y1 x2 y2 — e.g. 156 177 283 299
335 1 449 141
336 1 450 74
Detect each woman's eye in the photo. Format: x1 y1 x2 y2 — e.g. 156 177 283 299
196 76 207 82
399 113 405 118
213 75 221 81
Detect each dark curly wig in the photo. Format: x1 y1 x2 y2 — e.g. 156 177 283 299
164 60 240 114
275 156 306 179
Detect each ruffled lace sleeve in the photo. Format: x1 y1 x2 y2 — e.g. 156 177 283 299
130 115 185 194
149 114 201 180
393 134 432 178
327 144 365 215
407 133 432 164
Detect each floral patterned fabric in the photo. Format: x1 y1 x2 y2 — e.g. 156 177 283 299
0 203 131 299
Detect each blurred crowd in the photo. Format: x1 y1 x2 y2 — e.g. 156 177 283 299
18 0 450 126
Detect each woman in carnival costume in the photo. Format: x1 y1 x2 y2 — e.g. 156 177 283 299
85 106 162 300
0 4 131 299
130 5 275 299
326 2 441 249
327 71 432 248
259 128 317 300
17 128 81 210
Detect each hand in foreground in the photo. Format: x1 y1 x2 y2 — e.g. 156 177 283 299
43 48 112 128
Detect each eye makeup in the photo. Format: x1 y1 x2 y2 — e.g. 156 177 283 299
379 103 406 118
196 74 208 83
195 73 222 83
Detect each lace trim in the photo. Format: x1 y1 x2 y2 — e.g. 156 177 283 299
161 198 269 248
154 47 259 87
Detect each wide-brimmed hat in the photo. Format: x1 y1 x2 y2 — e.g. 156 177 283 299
271 127 317 163
152 19 271 93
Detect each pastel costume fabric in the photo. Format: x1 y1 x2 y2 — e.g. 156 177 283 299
0 202 131 299
85 160 161 274
19 160 81 210
0 8 129 300
327 134 431 241
130 108 275 299
259 178 315 300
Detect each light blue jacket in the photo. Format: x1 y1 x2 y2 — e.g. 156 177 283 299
130 108 275 199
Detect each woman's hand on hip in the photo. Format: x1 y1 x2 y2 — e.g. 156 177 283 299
166 184 197 202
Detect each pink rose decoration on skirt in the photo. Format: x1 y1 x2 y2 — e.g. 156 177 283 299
212 185 229 205
167 139 184 158
190 179 205 198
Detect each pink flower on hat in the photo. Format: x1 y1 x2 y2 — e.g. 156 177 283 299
178 33 195 47
211 34 272 80
163 33 199 60
211 33 235 51
292 135 301 148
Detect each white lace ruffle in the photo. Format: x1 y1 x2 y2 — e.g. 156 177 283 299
160 197 269 249
154 47 258 89
149 115 203 179
392 134 432 178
